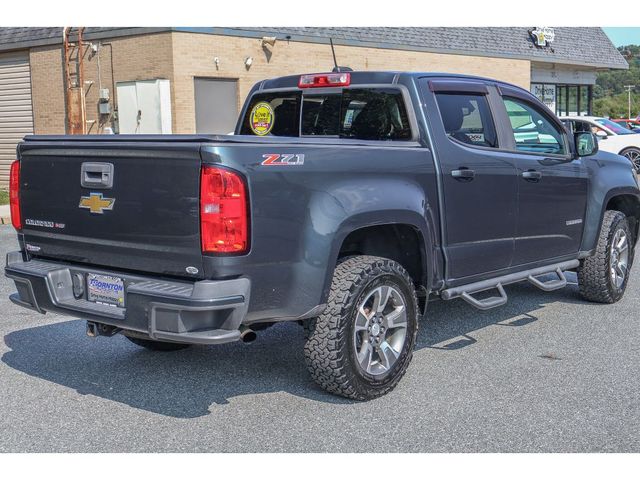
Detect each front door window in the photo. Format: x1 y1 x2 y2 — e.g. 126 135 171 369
503 96 568 156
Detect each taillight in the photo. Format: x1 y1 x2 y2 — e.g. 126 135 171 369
298 72 351 88
200 166 249 254
9 160 21 230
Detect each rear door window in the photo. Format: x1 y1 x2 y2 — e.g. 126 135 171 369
239 88 412 141
434 93 498 148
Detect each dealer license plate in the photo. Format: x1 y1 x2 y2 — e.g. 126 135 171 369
87 273 125 307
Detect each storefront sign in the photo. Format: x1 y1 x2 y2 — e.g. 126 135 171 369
531 83 556 112
530 27 555 48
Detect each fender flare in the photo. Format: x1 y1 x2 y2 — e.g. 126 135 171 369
319 210 436 304
584 187 640 253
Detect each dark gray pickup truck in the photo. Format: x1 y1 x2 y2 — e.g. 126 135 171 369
5 71 640 400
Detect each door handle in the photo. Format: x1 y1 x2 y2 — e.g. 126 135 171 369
521 170 542 182
451 168 475 181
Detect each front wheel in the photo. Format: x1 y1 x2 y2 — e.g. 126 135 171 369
620 148 640 172
304 255 418 400
578 210 634 303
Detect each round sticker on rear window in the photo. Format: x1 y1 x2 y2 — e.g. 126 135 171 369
249 102 275 136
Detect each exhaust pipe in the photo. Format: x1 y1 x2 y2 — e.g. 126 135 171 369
239 325 257 343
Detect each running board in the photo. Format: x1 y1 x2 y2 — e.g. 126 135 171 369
441 260 579 311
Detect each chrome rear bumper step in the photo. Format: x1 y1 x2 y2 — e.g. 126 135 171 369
441 260 579 310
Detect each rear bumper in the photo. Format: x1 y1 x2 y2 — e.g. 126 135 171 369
4 251 250 345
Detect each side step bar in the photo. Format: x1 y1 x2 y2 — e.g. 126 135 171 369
441 260 579 311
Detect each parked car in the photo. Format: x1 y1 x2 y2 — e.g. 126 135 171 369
5 71 640 400
561 115 640 171
611 118 640 133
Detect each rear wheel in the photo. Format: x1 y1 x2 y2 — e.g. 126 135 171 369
620 148 640 172
578 210 633 303
125 335 191 351
304 255 418 400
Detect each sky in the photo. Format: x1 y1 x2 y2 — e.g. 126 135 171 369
603 27 640 47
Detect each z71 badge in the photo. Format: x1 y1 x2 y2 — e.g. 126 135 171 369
261 154 305 166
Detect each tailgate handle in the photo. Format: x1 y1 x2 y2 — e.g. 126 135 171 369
81 162 114 189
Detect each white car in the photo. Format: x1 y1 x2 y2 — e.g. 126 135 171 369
561 116 640 171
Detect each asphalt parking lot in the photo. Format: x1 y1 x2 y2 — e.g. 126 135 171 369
0 224 638 452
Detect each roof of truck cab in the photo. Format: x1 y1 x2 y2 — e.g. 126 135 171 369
257 71 532 94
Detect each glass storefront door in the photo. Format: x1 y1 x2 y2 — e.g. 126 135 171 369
568 86 579 116
557 86 566 116
579 87 590 116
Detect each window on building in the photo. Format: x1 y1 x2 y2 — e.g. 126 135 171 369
503 96 567 155
239 88 412 141
435 93 498 148
579 86 590 116
531 83 556 112
545 84 592 117
568 86 579 116
557 86 566 116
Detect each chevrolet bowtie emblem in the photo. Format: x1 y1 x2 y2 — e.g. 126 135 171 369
79 193 115 214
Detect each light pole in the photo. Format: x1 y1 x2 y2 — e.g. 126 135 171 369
624 85 635 119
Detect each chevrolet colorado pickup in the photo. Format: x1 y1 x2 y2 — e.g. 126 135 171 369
5 71 640 400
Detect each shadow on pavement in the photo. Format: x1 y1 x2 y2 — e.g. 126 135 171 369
2 273 587 418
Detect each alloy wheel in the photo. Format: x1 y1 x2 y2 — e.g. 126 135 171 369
353 285 408 376
610 228 630 289
623 149 640 171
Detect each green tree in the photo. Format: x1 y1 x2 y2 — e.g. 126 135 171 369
594 45 640 117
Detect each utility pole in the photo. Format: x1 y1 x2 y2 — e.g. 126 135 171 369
624 85 635 119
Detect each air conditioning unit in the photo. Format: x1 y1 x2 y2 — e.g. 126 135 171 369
116 79 172 134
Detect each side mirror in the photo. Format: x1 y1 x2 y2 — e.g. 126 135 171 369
575 132 599 157
595 130 608 139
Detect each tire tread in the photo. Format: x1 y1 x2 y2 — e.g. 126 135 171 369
577 210 631 303
303 255 418 400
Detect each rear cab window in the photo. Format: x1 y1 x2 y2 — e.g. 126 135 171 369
239 88 413 141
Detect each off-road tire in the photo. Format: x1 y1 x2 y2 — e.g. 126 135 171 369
304 255 418 400
578 210 633 303
125 335 191 351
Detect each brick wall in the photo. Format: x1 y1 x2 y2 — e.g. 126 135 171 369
30 46 66 134
170 31 531 133
29 30 531 135
30 32 175 134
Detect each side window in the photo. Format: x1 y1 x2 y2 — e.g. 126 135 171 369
340 89 412 140
503 97 567 155
435 93 498 148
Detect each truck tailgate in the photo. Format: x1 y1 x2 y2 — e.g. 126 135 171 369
18 140 204 279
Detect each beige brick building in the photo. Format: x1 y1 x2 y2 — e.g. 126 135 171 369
0 27 628 186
